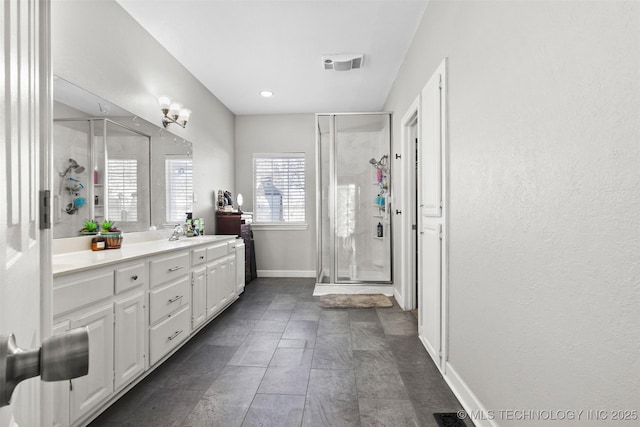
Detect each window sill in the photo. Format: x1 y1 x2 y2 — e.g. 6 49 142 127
251 223 308 231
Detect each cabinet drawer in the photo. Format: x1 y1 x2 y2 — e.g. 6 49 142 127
115 262 146 294
227 240 237 251
149 251 189 287
149 276 190 324
53 269 113 317
191 247 207 267
149 304 190 365
207 243 228 261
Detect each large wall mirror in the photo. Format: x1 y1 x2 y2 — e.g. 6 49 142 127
53 76 193 238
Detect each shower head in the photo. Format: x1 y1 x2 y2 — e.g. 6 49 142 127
59 158 85 176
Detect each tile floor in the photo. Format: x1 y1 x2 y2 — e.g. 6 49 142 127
90 277 465 427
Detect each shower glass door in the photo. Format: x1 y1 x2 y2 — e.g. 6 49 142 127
316 113 392 285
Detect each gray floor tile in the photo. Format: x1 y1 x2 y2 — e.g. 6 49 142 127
318 310 351 335
353 350 408 399
359 398 420 427
261 308 294 322
282 320 318 348
205 324 254 347
278 338 308 348
291 301 322 321
376 310 419 336
350 322 389 351
312 333 353 369
181 366 265 427
303 369 360 426
228 333 280 367
92 278 465 427
242 394 305 427
252 319 288 333
348 308 381 323
256 366 311 395
269 347 314 368
117 387 203 427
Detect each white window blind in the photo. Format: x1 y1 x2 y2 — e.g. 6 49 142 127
253 153 305 223
107 159 138 222
165 156 193 223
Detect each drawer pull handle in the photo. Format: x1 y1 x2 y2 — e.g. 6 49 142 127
168 266 184 272
168 330 183 341
199 255 205 260
131 275 138 281
168 295 183 303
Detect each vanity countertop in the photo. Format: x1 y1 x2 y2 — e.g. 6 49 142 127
53 235 237 277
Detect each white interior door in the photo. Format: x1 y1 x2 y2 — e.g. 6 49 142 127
417 59 447 368
0 0 50 426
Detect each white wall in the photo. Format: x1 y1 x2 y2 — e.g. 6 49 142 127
235 114 316 276
52 0 235 231
385 1 640 425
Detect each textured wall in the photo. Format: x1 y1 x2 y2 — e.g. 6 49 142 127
385 1 640 424
52 0 235 231
235 114 316 273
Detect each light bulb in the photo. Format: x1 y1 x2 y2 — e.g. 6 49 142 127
158 96 171 113
178 108 191 126
168 102 182 120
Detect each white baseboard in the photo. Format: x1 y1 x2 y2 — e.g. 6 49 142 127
257 270 315 278
312 284 394 296
444 362 498 427
394 287 404 310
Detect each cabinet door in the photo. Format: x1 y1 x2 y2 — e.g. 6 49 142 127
52 321 70 427
218 258 229 307
206 260 222 318
114 291 145 390
70 304 114 424
192 266 207 329
235 243 245 294
227 254 237 300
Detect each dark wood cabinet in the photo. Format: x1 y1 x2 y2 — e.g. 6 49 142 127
216 212 255 283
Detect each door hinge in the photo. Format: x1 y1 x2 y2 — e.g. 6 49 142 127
439 231 444 240
411 224 417 231
39 190 51 229
439 200 443 208
439 75 442 90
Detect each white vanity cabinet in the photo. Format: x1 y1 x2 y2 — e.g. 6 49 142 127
53 261 147 427
148 250 191 365
52 235 239 426
203 241 239 321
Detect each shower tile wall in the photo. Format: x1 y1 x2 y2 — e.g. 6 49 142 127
335 130 388 282
53 121 91 238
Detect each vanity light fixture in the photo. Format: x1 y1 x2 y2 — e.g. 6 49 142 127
158 95 192 128
259 90 274 98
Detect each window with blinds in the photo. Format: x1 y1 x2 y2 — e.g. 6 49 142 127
107 159 138 222
165 156 193 223
253 153 305 223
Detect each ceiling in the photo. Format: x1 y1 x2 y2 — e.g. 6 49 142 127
115 0 428 116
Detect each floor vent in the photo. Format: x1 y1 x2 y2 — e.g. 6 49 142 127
433 412 468 427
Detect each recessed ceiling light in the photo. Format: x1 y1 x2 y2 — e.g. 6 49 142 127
259 90 274 98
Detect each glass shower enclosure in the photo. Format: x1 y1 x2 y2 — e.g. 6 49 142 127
316 113 392 285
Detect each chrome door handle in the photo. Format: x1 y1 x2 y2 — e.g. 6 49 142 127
168 266 184 272
0 328 89 407
168 295 183 303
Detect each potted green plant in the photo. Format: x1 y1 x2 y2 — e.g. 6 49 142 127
100 220 123 249
79 219 99 235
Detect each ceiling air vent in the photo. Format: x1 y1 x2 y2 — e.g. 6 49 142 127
322 54 364 71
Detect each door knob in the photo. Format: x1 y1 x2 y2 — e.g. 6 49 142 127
0 327 89 407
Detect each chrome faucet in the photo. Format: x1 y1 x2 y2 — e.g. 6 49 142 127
168 225 184 241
